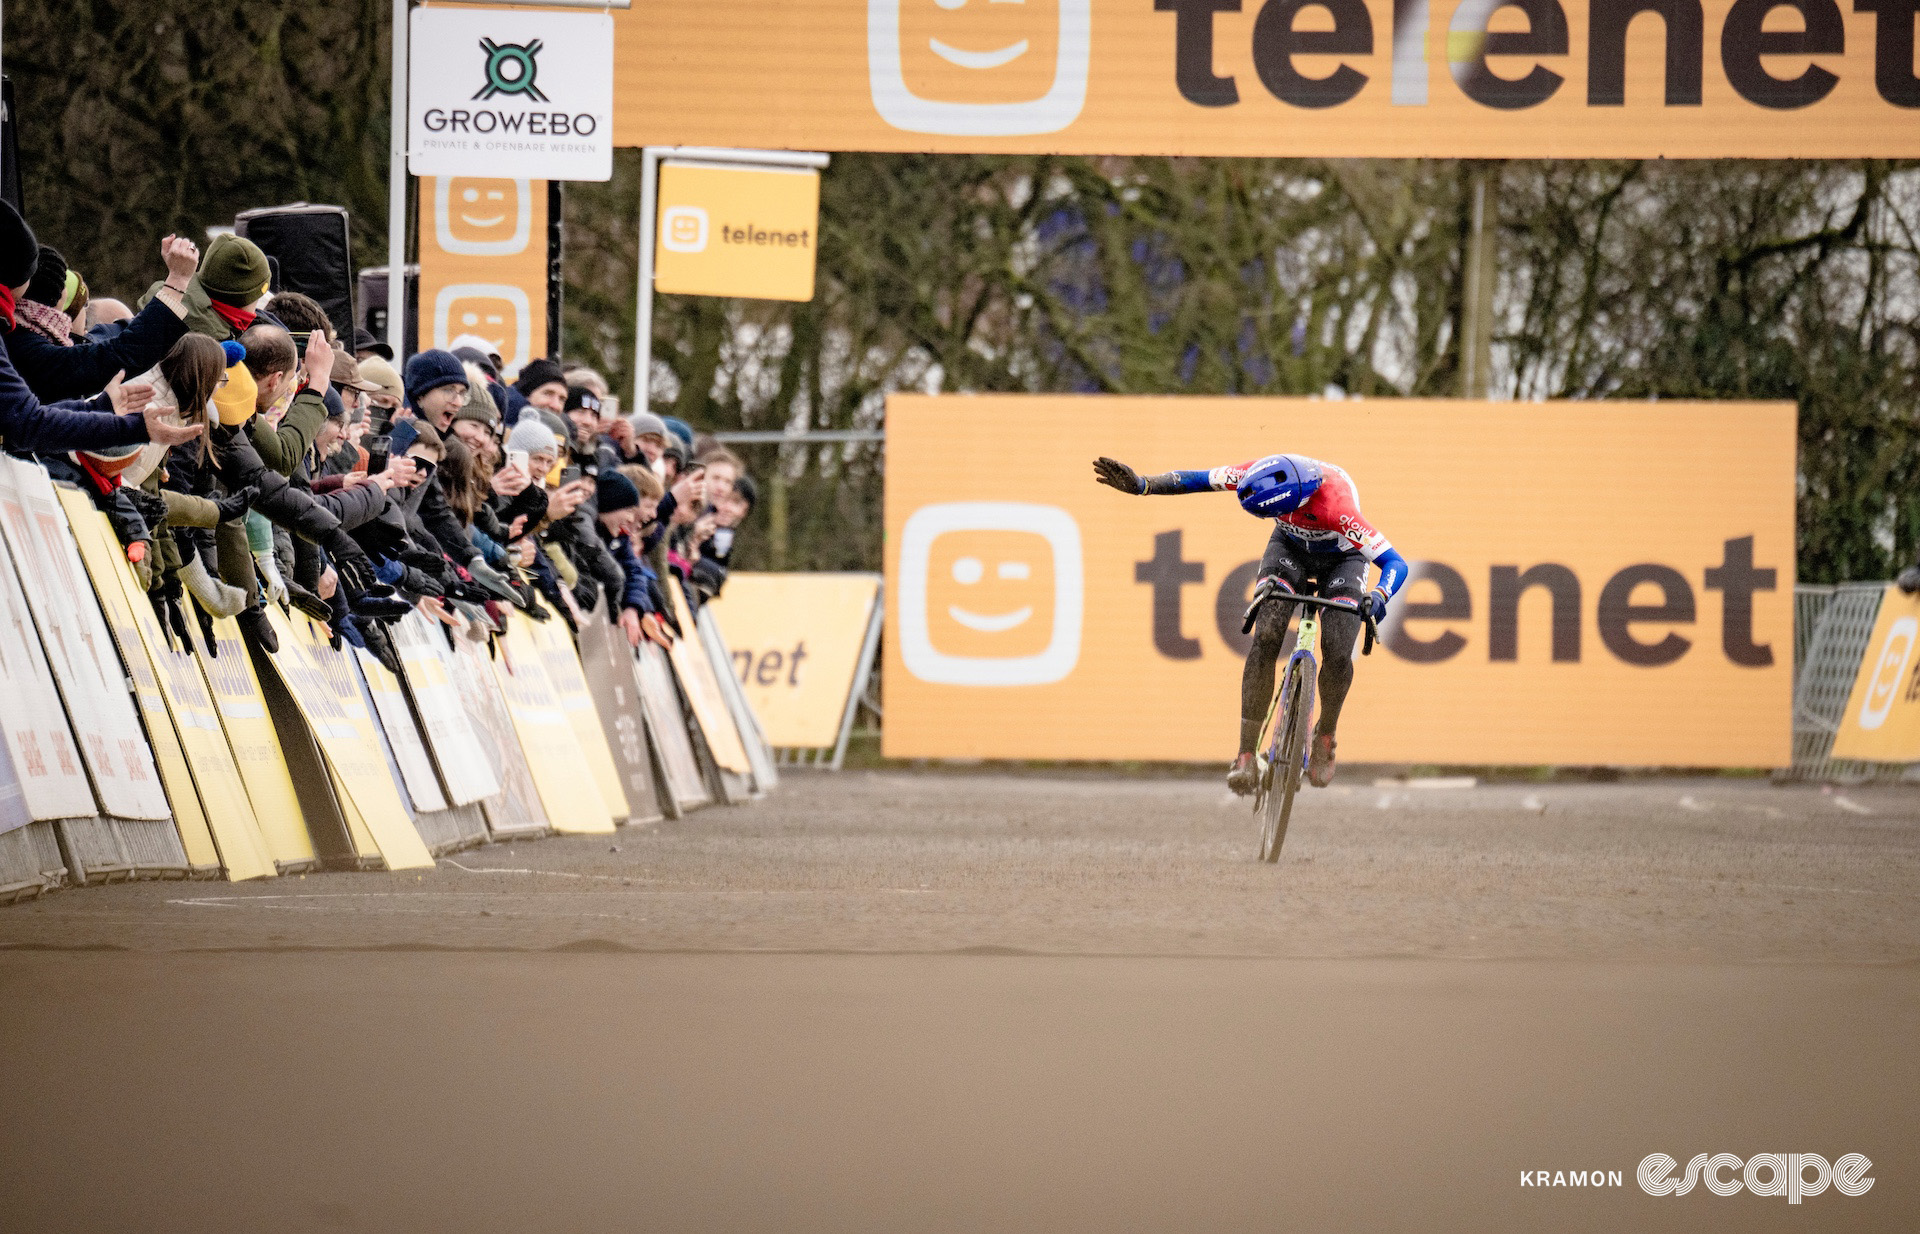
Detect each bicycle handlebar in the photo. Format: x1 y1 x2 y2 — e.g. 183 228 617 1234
1240 587 1378 656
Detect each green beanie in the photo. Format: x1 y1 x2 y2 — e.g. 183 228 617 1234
199 234 271 305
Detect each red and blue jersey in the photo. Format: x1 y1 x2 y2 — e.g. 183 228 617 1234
1164 457 1407 598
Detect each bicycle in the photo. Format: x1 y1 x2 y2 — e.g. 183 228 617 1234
1241 586 1376 863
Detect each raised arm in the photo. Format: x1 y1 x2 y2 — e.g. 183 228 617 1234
1092 457 1230 495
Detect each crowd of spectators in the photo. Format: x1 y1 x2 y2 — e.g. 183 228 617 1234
0 201 756 675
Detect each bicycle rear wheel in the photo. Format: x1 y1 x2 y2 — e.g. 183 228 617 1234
1259 657 1313 863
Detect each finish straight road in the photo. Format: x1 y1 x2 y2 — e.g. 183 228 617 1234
2 772 1916 1231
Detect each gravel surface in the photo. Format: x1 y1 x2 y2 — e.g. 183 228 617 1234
3 772 1916 961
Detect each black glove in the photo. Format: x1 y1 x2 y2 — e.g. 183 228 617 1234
286 580 334 623
398 566 445 599
689 556 726 601
352 592 414 622
195 601 218 656
213 485 259 522
354 515 409 559
150 577 188 651
1092 456 1145 495
326 530 375 596
401 547 450 573
1899 566 1920 595
361 618 405 677
126 486 168 531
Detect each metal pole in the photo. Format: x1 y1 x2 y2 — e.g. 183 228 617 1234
634 146 660 415
387 0 409 361
829 595 885 771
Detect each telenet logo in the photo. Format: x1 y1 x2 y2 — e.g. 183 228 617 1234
869 0 1092 137
1858 616 1918 731
434 177 533 256
898 502 1083 685
433 284 531 375
661 206 710 254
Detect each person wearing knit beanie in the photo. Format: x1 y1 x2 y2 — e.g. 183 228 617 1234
213 361 261 426
535 408 570 449
449 376 501 462
661 415 695 454
24 246 68 308
403 349 469 428
0 201 39 293
596 468 640 515
514 357 569 412
198 234 271 306
505 417 558 462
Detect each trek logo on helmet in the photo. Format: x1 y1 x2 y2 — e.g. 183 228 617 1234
1235 454 1323 518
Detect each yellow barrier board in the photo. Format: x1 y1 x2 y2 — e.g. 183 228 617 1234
1831 588 1920 762
884 395 1795 766
391 614 500 806
654 162 820 302
609 1 1920 158
55 490 221 872
0 459 170 820
707 573 881 749
357 649 450 815
493 613 616 834
526 613 631 821
664 580 753 775
260 609 435 870
197 617 318 870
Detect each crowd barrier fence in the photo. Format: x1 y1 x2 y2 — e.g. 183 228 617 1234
0 458 779 904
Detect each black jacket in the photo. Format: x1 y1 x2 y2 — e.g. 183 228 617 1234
0 332 145 455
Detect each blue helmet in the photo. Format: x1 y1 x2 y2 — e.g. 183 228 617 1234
1236 454 1323 518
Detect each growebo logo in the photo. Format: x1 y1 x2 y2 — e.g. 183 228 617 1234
1637 1153 1874 1202
474 38 546 102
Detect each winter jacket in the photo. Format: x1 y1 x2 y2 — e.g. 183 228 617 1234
0 333 145 455
250 387 327 477
40 454 149 546
3 296 187 403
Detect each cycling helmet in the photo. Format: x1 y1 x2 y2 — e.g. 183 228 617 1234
1235 454 1323 518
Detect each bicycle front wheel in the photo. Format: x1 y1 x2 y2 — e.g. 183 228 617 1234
1259 657 1312 863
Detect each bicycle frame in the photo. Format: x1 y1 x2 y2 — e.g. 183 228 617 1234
1250 593 1375 788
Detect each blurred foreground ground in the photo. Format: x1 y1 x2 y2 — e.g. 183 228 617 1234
2 772 1916 1231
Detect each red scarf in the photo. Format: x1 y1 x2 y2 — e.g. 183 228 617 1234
75 454 123 496
0 286 15 330
208 300 256 333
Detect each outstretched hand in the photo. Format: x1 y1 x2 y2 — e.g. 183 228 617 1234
1092 456 1143 494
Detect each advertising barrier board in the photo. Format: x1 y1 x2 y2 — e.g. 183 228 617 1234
608 0 1920 158
706 572 882 751
883 395 1795 766
1831 587 1920 762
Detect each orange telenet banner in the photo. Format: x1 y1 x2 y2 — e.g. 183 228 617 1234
608 0 1920 158
416 176 547 379
882 395 1796 766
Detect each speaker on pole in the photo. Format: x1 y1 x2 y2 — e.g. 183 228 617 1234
233 204 355 338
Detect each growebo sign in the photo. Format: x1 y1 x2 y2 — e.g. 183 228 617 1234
409 6 613 181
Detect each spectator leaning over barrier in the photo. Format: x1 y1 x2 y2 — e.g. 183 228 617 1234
592 466 670 648
11 234 195 403
628 412 669 474
137 232 273 345
357 356 404 430
0 202 202 458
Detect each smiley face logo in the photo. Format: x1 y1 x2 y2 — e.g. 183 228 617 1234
434 177 534 256
869 0 1091 137
1859 617 1917 731
660 205 710 254
433 284 531 376
899 502 1082 685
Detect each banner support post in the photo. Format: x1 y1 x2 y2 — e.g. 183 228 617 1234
830 593 885 771
387 0 410 361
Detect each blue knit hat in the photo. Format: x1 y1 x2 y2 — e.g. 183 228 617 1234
596 468 640 514
403 349 468 406
661 416 694 453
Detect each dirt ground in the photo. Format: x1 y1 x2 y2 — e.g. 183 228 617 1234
2 771 1917 1231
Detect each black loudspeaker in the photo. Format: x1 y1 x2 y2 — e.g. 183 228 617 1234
1 78 22 213
234 203 354 338
357 264 418 362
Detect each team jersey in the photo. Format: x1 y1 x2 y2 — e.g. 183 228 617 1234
1164 456 1408 598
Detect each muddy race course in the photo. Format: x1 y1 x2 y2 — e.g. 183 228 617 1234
3 772 1918 1232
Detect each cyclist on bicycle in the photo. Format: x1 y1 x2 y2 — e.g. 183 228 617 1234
1093 453 1407 793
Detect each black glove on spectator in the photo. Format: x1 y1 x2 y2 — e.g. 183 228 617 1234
214 485 259 522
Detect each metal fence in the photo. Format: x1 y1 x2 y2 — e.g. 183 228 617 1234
1783 583 1918 783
